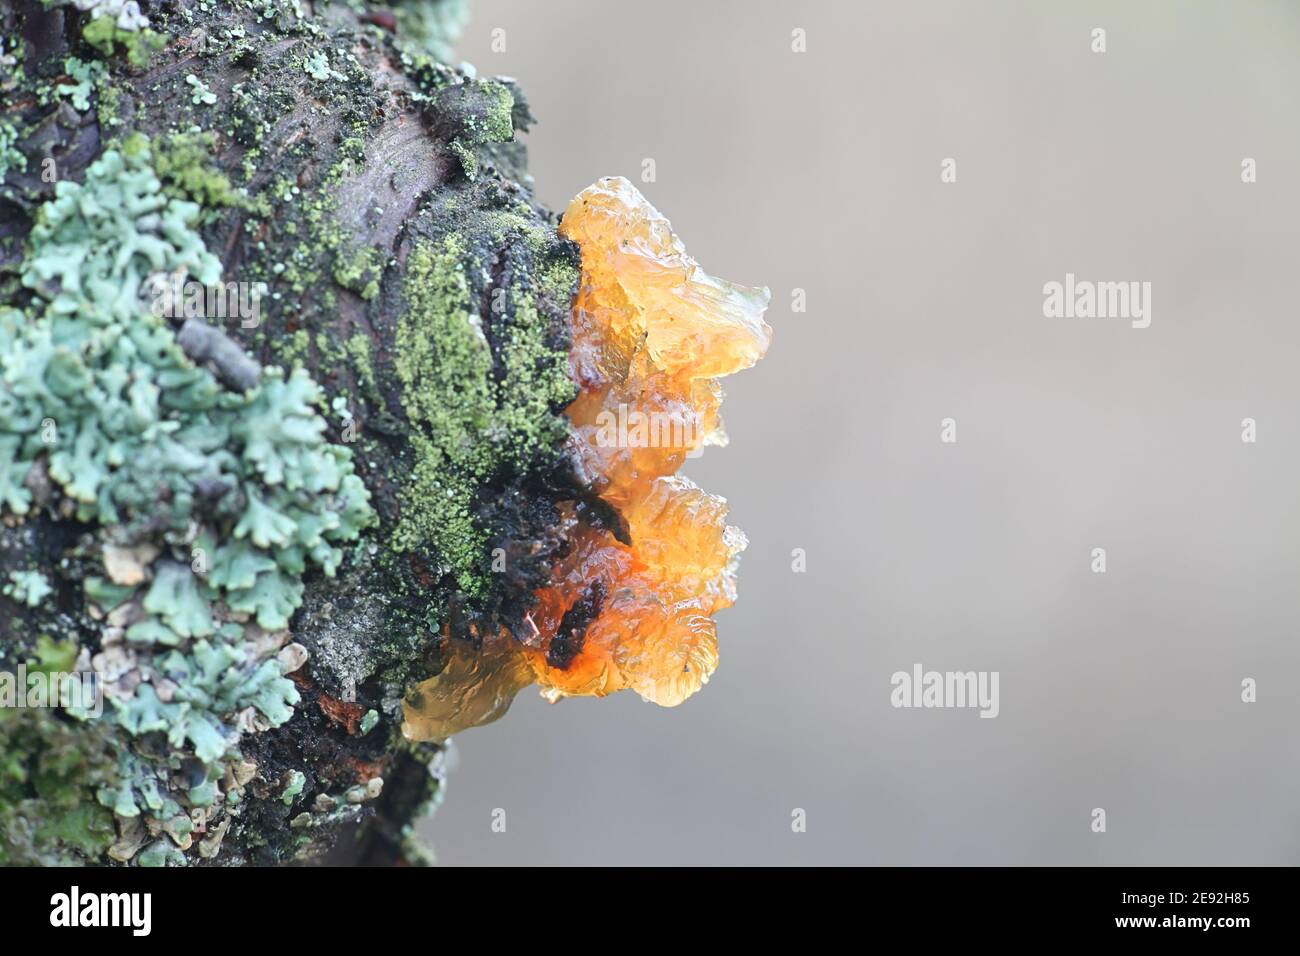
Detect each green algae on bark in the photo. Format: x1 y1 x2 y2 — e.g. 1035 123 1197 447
392 234 574 598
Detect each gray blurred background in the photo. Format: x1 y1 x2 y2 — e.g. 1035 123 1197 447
418 0 1300 865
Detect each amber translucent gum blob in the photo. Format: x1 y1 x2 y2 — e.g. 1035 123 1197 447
402 177 771 742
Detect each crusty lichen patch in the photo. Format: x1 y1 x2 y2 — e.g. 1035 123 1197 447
393 235 495 592
392 234 573 598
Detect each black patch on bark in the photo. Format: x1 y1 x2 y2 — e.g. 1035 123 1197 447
547 578 606 670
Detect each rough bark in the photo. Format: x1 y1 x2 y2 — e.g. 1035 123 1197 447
0 0 586 865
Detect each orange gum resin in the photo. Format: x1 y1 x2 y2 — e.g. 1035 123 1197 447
402 177 771 741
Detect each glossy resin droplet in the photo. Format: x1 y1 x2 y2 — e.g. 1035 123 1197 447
403 177 771 740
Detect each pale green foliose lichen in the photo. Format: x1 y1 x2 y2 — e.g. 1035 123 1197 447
0 140 374 864
4 570 52 608
303 50 343 83
185 73 216 106
54 57 106 112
